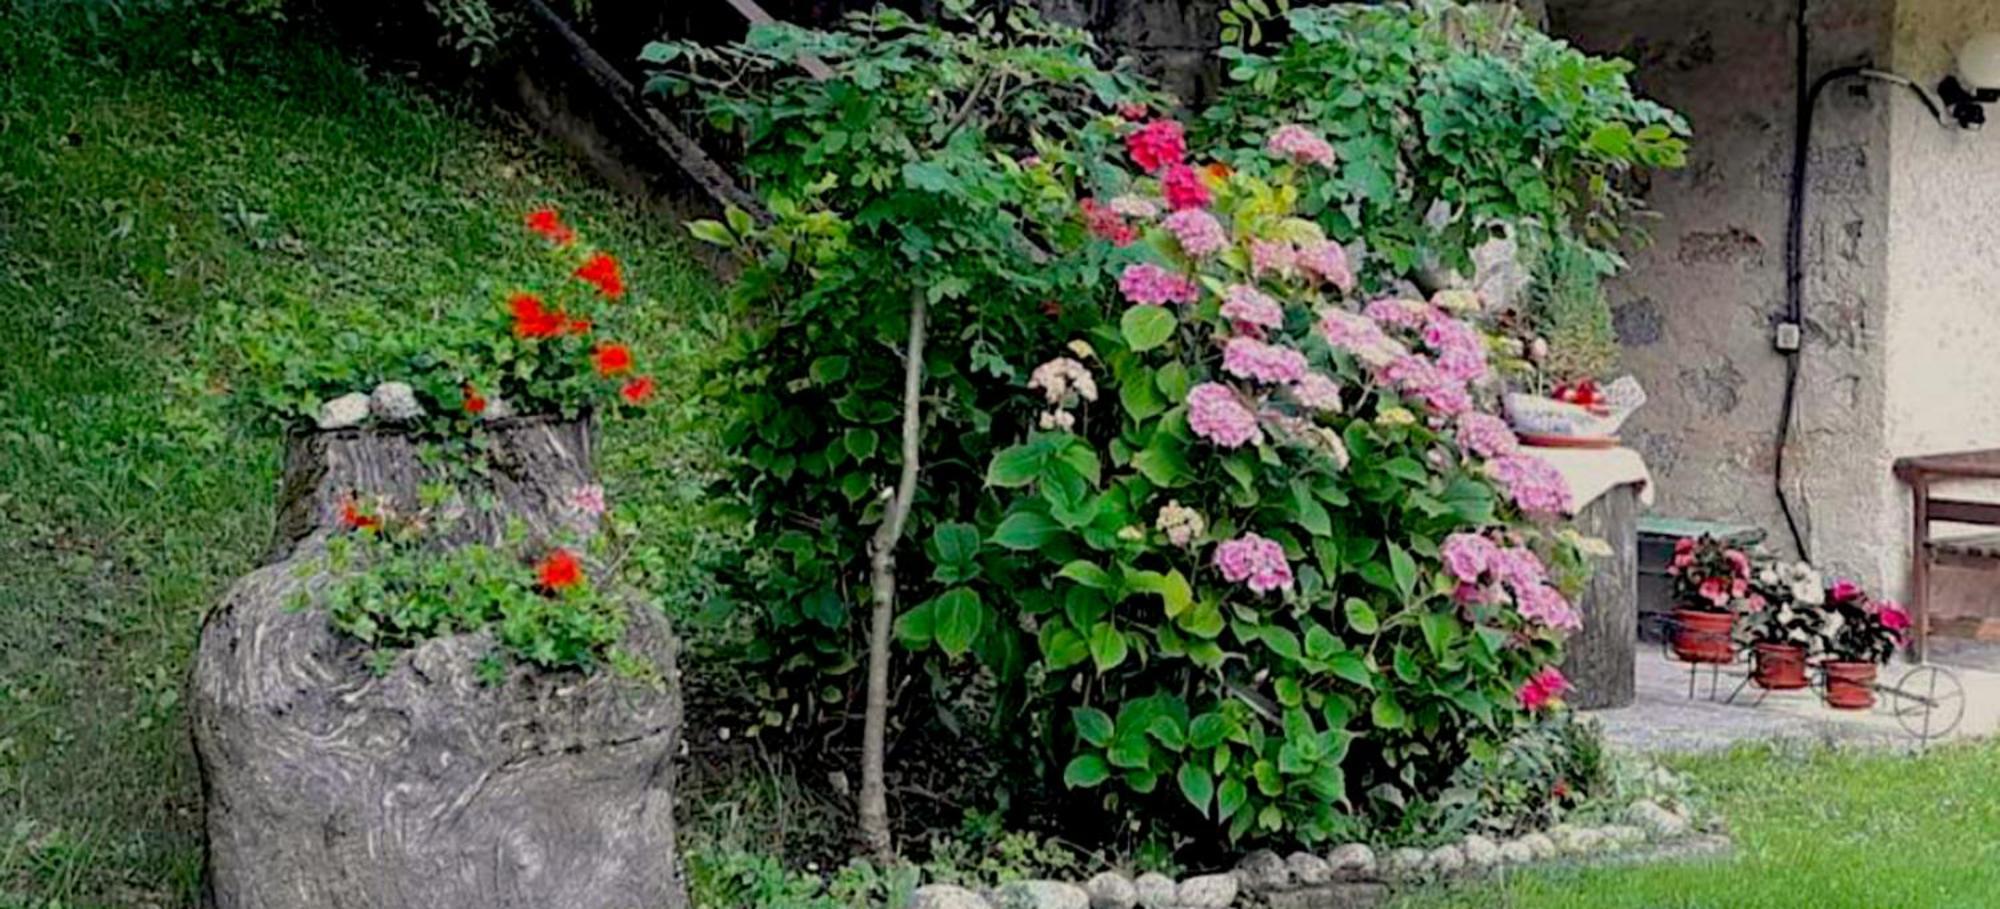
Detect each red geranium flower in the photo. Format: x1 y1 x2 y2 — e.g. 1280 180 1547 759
593 342 633 377
537 548 582 591
621 375 656 405
462 383 487 415
339 497 380 531
524 208 575 246
566 317 592 336
510 293 565 339
574 253 625 299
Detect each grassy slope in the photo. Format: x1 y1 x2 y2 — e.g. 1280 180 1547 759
0 6 716 906
1397 740 2000 909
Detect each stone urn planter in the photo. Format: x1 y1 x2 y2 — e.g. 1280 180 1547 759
1751 643 1809 690
1823 661 1880 710
1669 608 1735 665
190 416 689 909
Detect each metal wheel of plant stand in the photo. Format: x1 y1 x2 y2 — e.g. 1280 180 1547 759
1652 613 1966 743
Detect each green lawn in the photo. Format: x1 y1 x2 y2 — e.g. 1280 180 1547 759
1398 740 2000 909
0 5 716 906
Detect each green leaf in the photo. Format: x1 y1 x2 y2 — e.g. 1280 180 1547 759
1042 627 1089 669
1370 692 1407 730
1058 560 1116 590
1327 652 1374 689
929 523 981 582
1156 362 1192 402
1120 305 1178 352
986 443 1044 487
1121 372 1166 421
1216 777 1249 821
1388 543 1417 600
1055 440 1103 487
1189 713 1229 749
1108 734 1153 769
1063 754 1111 788
809 355 850 384
1304 624 1339 661
1088 622 1129 672
843 427 878 459
1420 611 1461 660
894 600 934 648
1261 626 1302 662
991 511 1062 550
1345 598 1380 635
685 219 734 247
1073 707 1115 747
1126 568 1194 618
1132 443 1191 487
1146 715 1187 752
1178 763 1216 816
930 588 987 658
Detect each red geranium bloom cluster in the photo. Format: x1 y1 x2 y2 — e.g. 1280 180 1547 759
510 293 566 339
1516 666 1571 711
537 548 582 591
621 375 656 405
339 496 381 531
525 207 576 246
574 253 625 300
462 383 487 416
1078 198 1136 247
1667 535 1752 613
593 342 633 377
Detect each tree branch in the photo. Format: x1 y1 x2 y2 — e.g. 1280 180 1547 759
858 285 927 862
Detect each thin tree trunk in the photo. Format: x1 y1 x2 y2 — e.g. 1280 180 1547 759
859 287 926 862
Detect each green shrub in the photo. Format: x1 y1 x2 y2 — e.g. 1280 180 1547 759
1524 233 1622 386
1202 1 1687 285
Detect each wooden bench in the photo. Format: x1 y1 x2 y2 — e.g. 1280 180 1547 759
1894 449 2000 662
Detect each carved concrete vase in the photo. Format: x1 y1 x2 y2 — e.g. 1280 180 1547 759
190 417 688 909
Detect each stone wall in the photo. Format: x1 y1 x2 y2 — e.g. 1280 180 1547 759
1545 0 1897 589
1886 0 2000 618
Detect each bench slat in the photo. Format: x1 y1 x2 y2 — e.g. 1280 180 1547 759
1931 531 2000 559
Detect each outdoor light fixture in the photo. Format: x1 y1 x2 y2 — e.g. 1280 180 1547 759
1940 32 2000 129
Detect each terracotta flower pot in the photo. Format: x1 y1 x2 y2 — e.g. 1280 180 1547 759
1824 661 1879 710
1671 608 1736 664
1752 643 1809 690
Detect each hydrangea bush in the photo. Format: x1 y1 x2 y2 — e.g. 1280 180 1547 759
961 119 1590 843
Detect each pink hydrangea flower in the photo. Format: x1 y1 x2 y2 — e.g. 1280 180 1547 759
1441 533 1501 583
1297 239 1355 292
1517 584 1583 631
1422 311 1489 382
1220 284 1285 334
1289 372 1342 412
1214 532 1293 594
1163 208 1227 258
1126 119 1186 172
1079 199 1137 247
1381 354 1472 417
1266 124 1337 167
1188 382 1263 448
1118 263 1199 306
1455 413 1519 459
1222 337 1308 385
1364 298 1431 330
1161 163 1212 211
1318 309 1407 368
570 483 607 517
1489 454 1574 516
1250 240 1298 279
1517 666 1572 710
1108 194 1160 219
1490 546 1547 594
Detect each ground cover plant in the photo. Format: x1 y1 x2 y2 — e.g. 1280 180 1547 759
0 4 719 904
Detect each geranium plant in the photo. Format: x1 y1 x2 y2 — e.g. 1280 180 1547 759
957 117 1588 844
1665 535 1752 615
1820 579 1911 665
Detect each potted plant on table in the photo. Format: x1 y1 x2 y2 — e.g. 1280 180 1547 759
1818 579 1912 709
1735 559 1826 690
1665 535 1752 664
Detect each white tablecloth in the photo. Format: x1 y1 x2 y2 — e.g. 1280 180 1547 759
1523 445 1655 516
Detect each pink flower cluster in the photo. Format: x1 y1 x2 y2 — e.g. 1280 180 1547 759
1364 298 1430 330
1161 163 1212 210
1188 382 1263 448
1517 666 1571 711
1296 240 1355 291
1442 533 1581 631
1250 240 1297 279
1266 124 1337 168
1488 453 1574 517
1421 309 1489 383
1214 532 1293 594
1318 309 1407 368
1119 263 1199 306
1221 284 1285 335
1222 337 1308 385
1455 412 1520 459
1080 199 1137 247
1381 353 1472 417
1126 119 1186 172
1290 372 1342 412
1164 208 1227 258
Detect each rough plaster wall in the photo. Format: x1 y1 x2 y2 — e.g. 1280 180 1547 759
1886 0 2000 615
1547 0 1895 588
